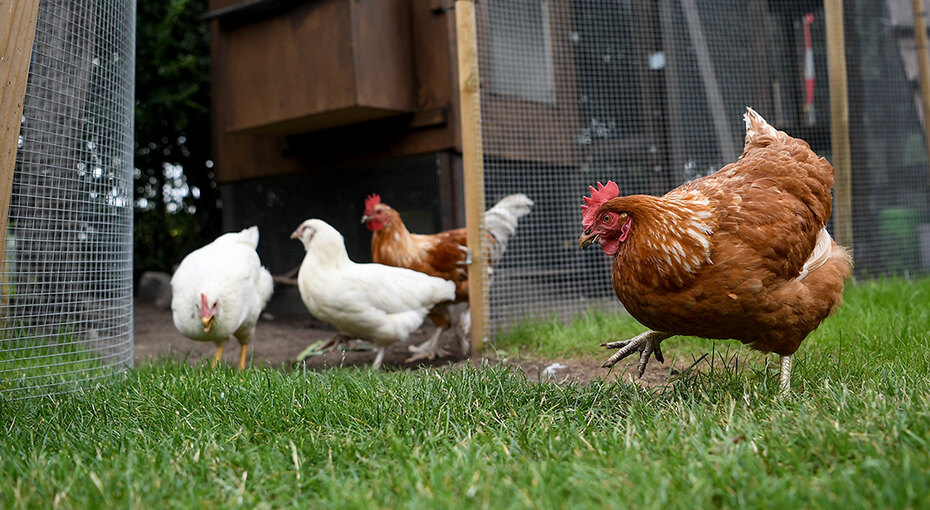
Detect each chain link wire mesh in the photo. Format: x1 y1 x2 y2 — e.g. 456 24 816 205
473 0 930 336
1 0 135 399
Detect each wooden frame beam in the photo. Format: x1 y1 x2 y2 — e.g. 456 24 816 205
0 0 41 260
913 0 930 186
455 0 487 354
825 0 853 248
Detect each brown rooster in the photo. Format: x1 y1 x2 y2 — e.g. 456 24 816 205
579 108 852 393
362 193 533 360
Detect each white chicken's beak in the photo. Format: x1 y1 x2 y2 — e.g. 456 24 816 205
201 315 215 333
289 230 300 240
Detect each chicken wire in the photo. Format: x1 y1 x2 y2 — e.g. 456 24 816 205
1 0 135 399
472 0 930 336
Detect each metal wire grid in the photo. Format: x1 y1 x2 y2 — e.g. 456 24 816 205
220 153 449 276
474 0 930 336
1 0 135 399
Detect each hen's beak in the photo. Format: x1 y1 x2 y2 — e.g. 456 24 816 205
579 230 599 250
201 315 215 333
289 230 300 240
360 214 370 224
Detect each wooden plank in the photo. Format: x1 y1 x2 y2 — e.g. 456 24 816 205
214 0 416 135
455 0 487 353
825 0 854 247
0 0 41 260
913 0 930 185
352 0 415 114
210 0 460 182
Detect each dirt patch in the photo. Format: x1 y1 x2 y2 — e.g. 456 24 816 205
134 299 684 387
463 354 690 387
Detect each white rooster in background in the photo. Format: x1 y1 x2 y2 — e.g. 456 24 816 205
170 226 274 369
291 219 456 369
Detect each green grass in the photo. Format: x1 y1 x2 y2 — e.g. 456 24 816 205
0 326 117 399
0 279 928 508
496 278 930 383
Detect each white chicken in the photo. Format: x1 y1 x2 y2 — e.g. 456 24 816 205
290 219 456 369
170 226 274 369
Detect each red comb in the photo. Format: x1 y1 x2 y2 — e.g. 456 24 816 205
364 194 381 215
581 181 620 228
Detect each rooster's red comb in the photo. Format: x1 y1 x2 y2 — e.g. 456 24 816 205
364 194 381 215
581 181 620 228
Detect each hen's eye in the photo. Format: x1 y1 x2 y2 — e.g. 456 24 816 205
601 213 611 223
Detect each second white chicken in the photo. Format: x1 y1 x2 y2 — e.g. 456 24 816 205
291 219 456 368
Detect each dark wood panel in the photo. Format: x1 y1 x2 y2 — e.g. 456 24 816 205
214 132 303 182
210 0 460 182
220 0 357 131
212 0 417 135
352 0 415 111
234 106 406 136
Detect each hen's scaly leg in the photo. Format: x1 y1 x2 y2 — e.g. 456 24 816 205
406 327 450 363
602 330 672 378
779 355 792 395
212 344 224 368
371 347 386 370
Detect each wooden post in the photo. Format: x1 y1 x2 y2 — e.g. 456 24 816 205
913 0 930 184
825 0 854 248
0 0 41 260
455 0 487 354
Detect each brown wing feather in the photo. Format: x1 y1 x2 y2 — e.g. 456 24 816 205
370 209 470 301
684 137 834 281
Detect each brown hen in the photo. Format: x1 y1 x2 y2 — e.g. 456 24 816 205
579 108 852 393
362 193 533 360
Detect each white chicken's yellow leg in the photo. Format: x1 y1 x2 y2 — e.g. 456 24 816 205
212 344 224 368
779 355 792 395
238 343 249 370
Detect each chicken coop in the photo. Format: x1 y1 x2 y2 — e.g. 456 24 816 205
206 0 930 346
0 0 135 399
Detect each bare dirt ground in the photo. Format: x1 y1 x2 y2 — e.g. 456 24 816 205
134 299 684 387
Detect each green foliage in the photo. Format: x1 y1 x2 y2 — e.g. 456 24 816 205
134 0 218 278
1 280 928 507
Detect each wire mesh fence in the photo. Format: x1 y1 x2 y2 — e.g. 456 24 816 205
1 0 135 399
473 0 930 336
